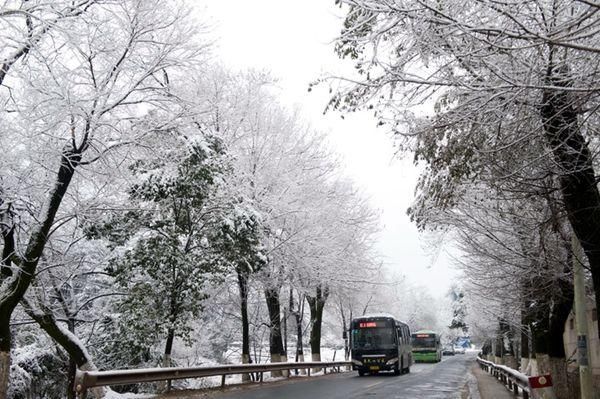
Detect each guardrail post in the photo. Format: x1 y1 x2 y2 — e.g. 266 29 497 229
73 370 88 399
221 374 226 388
307 367 311 377
513 381 518 395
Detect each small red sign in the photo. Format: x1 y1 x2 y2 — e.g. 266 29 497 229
416 334 432 338
529 374 553 389
359 322 377 328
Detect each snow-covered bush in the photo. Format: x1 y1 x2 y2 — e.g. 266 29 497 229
9 341 66 399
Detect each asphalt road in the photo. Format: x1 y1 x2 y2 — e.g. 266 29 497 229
162 353 478 399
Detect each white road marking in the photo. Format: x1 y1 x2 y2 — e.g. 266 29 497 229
365 381 384 388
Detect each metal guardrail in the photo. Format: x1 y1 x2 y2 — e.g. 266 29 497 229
477 357 531 399
74 360 352 396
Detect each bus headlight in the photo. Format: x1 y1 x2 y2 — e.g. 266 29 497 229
386 357 398 365
352 359 363 366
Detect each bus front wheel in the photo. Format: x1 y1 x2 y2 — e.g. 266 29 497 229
358 370 365 377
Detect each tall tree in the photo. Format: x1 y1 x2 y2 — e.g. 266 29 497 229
331 0 600 339
87 135 247 371
0 0 201 395
448 285 468 336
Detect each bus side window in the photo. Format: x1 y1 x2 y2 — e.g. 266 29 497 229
399 326 404 344
397 327 402 344
401 327 405 344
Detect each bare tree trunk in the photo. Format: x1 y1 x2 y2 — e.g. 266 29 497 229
499 318 517 369
530 279 574 399
265 287 285 377
339 301 349 360
0 351 8 399
291 291 305 375
283 290 289 355
21 297 108 399
520 278 533 373
237 268 252 381
541 61 600 339
160 328 175 392
307 285 329 372
0 148 81 397
494 321 504 365
520 323 532 373
67 318 77 399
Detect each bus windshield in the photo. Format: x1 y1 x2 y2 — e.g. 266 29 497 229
352 327 396 350
412 336 436 348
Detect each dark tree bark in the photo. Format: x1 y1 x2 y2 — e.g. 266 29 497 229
236 267 253 381
0 215 15 279
164 328 175 366
20 297 109 398
67 318 76 399
283 291 289 355
161 327 176 392
20 298 89 368
0 148 81 398
306 285 329 363
289 289 305 373
237 268 251 365
520 299 531 363
541 60 600 339
265 287 285 366
339 301 349 360
494 320 503 359
529 264 574 399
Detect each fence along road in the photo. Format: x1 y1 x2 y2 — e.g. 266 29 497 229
74 360 350 396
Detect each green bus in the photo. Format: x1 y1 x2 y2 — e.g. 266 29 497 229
350 314 413 376
411 330 442 363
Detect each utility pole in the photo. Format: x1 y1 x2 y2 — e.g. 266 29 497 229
572 236 593 399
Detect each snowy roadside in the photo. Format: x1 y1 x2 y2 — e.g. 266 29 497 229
469 363 514 399
462 365 481 399
97 348 348 398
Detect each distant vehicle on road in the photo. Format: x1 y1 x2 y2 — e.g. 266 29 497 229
454 346 466 354
442 346 455 356
411 330 442 362
350 314 412 376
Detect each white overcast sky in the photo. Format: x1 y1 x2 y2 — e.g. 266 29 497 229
194 0 459 298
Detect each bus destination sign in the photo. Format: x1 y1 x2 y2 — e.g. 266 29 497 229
359 322 379 328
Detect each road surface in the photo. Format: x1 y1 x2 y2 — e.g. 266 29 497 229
160 353 479 399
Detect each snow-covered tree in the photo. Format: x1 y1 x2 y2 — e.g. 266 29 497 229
448 285 468 335
186 67 382 370
328 2 600 396
87 133 263 373
0 0 203 395
330 1 600 346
